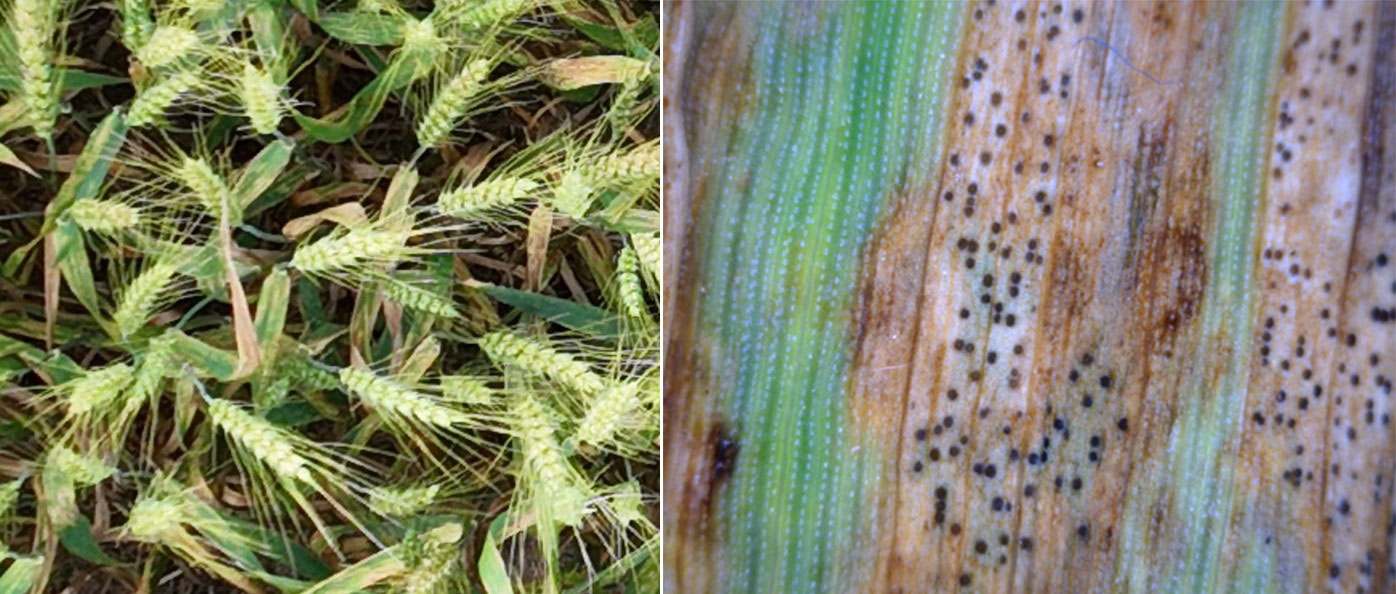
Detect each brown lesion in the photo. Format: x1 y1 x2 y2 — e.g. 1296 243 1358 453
843 180 949 592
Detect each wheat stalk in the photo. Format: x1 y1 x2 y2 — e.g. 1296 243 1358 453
339 367 469 427
479 331 606 396
436 176 538 218
206 399 312 483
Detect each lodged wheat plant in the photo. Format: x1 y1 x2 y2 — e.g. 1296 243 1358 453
0 0 658 591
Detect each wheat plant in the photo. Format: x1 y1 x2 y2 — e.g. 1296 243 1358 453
0 0 659 591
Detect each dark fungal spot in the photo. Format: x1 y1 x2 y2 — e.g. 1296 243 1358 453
711 424 739 482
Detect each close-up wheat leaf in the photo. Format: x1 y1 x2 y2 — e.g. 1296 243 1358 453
664 1 1395 593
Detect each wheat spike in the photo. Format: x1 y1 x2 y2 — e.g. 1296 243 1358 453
441 375 492 405
356 0 401 14
436 176 538 218
278 354 340 391
450 0 530 30
68 199 141 233
114 261 180 338
128 70 200 127
46 445 115 486
395 523 462 594
630 232 659 282
381 281 460 318
512 396 587 526
369 483 440 516
575 382 640 448
135 25 199 69
608 481 646 526
119 0 153 48
124 491 184 541
416 59 493 147
479 331 606 396
291 228 410 275
175 157 228 213
125 334 175 411
0 478 22 519
339 367 469 427
615 246 646 319
595 142 659 185
67 363 135 416
12 0 57 140
551 169 594 219
207 399 312 483
239 61 284 135
400 15 442 57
